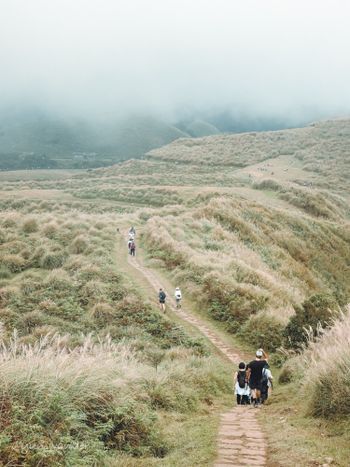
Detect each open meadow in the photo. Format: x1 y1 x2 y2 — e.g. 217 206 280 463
0 119 349 465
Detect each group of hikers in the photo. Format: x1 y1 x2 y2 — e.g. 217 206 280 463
126 226 272 407
158 287 182 312
127 226 136 256
234 348 273 407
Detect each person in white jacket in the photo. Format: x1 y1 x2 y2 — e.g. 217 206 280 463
174 287 182 308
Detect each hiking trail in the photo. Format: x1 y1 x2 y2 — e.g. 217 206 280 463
126 239 267 467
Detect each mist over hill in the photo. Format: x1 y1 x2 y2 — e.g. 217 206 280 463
0 109 189 170
0 106 314 171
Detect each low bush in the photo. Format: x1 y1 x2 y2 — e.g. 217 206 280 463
22 218 39 233
0 228 6 244
18 311 46 334
239 313 285 352
40 251 66 270
0 265 11 279
283 293 339 349
71 235 89 254
90 302 115 326
253 179 282 191
0 254 27 273
42 222 59 238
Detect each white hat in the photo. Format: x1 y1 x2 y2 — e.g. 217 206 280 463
256 350 263 357
175 287 180 290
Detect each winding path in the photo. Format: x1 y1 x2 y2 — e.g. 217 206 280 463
127 249 267 467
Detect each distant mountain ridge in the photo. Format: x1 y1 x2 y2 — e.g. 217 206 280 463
0 108 315 170
0 111 193 169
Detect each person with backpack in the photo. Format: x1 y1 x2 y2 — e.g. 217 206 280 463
246 349 267 407
234 362 250 405
174 287 182 308
130 240 136 256
158 288 166 312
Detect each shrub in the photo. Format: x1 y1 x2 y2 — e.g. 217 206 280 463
0 254 27 273
18 311 46 334
22 218 38 233
307 368 350 418
71 235 89 254
44 269 73 291
239 313 285 352
0 286 19 307
2 215 18 228
90 302 115 326
20 277 43 296
0 265 11 279
253 179 282 191
79 280 108 305
40 251 66 270
42 222 59 238
0 228 6 244
278 364 294 384
283 293 339 349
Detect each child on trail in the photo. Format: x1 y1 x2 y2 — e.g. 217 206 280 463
159 288 166 312
130 241 136 256
174 287 182 308
246 349 266 407
234 362 250 405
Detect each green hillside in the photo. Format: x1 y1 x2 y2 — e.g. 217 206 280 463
0 112 190 170
0 118 349 465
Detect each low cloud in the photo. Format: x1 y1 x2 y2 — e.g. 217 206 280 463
1 0 350 123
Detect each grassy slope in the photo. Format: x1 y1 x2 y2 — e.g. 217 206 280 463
0 118 349 465
0 207 232 465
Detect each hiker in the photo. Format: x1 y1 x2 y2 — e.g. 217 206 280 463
246 349 267 407
130 240 136 256
129 226 136 236
159 288 166 312
234 362 250 405
127 239 132 254
261 360 273 403
174 287 182 308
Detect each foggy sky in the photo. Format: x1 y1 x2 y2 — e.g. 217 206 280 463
1 0 350 122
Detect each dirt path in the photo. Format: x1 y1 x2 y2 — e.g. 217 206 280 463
126 247 267 467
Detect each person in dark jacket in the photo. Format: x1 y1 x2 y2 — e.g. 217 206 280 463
246 349 266 407
159 288 166 312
